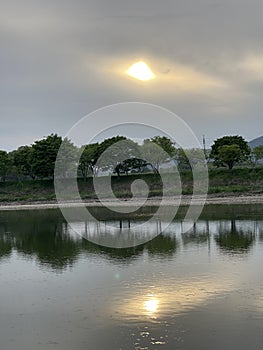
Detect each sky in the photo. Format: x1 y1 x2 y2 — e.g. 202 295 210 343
1 0 263 151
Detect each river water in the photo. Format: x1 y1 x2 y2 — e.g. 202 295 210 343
0 205 263 349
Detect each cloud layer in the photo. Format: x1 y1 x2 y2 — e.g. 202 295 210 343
1 0 263 150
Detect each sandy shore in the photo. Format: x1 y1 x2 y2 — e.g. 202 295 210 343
1 194 263 211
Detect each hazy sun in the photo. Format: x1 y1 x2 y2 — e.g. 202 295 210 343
127 61 155 81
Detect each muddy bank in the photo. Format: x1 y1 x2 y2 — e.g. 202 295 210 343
1 194 263 211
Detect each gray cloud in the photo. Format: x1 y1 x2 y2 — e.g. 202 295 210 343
1 0 263 150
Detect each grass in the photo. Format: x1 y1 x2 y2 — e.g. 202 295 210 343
0 167 263 203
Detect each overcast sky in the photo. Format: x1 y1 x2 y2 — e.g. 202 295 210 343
1 0 263 150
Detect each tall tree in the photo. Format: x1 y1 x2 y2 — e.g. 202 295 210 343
55 137 78 178
151 136 176 157
252 145 263 166
11 146 36 179
141 136 176 171
217 144 242 170
177 148 205 170
210 135 250 169
0 150 11 182
96 136 140 170
78 143 99 180
32 134 62 179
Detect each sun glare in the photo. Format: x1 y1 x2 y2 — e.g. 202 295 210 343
144 299 159 314
127 61 155 81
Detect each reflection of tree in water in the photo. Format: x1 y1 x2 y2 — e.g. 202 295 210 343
0 233 12 260
144 234 178 257
81 233 178 262
257 221 263 242
0 215 13 260
0 210 179 271
181 222 210 247
81 239 145 264
14 224 80 271
2 211 258 270
215 220 255 254
0 210 80 271
0 210 179 270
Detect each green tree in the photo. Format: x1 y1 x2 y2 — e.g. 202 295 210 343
210 135 250 169
11 146 36 179
55 137 78 178
151 136 176 157
176 148 191 170
78 143 99 180
0 150 11 182
96 137 140 170
176 148 206 170
252 145 263 166
217 144 242 170
32 134 62 179
141 136 176 171
114 158 149 176
97 136 127 159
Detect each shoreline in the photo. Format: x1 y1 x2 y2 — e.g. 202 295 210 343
1 193 263 211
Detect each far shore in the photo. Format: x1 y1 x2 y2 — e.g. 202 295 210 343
1 193 263 211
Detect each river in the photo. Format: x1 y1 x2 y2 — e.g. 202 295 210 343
0 205 263 349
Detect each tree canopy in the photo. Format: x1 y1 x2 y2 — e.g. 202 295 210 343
210 135 250 169
252 145 263 165
78 143 99 180
96 137 140 170
32 134 62 178
0 151 10 182
11 146 36 179
1 132 261 182
141 136 176 171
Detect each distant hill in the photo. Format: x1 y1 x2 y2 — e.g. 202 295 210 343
249 136 263 149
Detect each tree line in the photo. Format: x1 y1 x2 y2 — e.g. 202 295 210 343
0 133 263 182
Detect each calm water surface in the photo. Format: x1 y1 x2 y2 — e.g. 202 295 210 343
0 205 263 350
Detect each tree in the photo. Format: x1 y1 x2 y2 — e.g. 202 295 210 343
11 146 36 179
252 145 263 166
55 137 79 178
0 150 11 182
176 148 206 170
210 135 250 169
114 158 150 176
151 136 176 157
217 144 242 170
97 136 127 159
78 143 99 180
141 136 176 171
96 136 140 170
32 134 62 179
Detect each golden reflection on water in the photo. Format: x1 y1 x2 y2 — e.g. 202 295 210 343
110 277 236 322
144 296 159 316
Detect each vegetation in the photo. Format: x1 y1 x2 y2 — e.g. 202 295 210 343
0 133 263 202
251 145 263 167
11 146 36 179
0 167 263 203
0 150 10 182
210 135 251 169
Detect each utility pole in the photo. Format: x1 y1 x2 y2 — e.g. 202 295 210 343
202 134 207 160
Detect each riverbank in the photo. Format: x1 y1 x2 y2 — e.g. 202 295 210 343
1 168 263 210
1 193 263 211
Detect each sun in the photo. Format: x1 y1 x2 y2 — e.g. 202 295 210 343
126 61 155 81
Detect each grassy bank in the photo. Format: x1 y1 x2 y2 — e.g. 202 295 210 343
0 168 263 203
